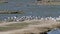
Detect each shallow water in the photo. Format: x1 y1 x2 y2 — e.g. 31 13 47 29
48 28 60 34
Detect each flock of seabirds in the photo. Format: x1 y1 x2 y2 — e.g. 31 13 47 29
3 16 60 22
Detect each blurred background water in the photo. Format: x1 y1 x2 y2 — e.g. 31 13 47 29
0 0 60 20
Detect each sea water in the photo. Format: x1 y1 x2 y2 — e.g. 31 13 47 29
0 0 60 19
48 28 60 34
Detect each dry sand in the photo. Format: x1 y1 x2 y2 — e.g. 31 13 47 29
0 20 60 34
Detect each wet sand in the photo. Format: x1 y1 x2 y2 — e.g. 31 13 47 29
37 2 60 5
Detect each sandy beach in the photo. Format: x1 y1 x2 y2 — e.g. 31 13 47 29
0 19 60 34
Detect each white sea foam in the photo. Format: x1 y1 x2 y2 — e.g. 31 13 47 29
3 16 60 22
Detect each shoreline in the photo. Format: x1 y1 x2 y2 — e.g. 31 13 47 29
1 16 60 22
